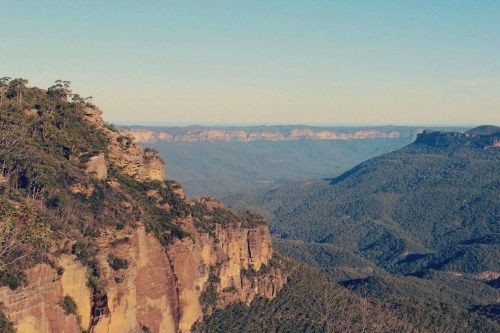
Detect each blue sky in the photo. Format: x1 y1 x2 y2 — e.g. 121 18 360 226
1 1 499 125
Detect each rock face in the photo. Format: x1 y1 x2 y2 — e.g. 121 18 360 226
0 256 90 333
0 224 284 333
0 106 286 333
123 126 419 143
415 126 500 149
85 153 108 180
83 107 166 182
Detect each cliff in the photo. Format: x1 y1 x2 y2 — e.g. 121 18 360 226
0 222 284 333
123 126 419 143
0 82 286 333
415 126 500 149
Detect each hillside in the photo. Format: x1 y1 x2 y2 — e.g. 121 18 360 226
226 127 500 329
0 78 286 332
227 127 499 274
145 138 418 197
194 257 499 333
126 126 473 197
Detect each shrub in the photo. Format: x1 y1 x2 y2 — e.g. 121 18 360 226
0 309 15 333
60 295 78 315
87 275 102 292
107 254 128 271
110 237 130 247
0 270 27 290
200 285 218 307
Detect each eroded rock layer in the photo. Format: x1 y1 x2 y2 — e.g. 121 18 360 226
0 106 286 333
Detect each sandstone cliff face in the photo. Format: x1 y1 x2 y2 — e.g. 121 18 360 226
85 153 108 180
83 107 166 182
0 223 284 333
0 256 90 333
89 217 284 333
124 127 418 143
0 106 286 333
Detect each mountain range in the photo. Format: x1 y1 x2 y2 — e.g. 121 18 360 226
224 125 500 330
125 125 470 197
124 125 422 143
0 78 497 332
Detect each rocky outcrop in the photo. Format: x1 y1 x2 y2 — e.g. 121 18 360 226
0 223 284 333
416 126 500 149
0 256 90 333
473 271 500 282
123 126 419 143
85 153 108 180
83 107 166 181
105 132 166 182
0 106 286 333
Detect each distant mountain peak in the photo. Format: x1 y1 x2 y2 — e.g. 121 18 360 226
415 126 499 148
465 125 500 136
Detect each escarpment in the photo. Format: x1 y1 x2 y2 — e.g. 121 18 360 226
0 82 286 333
415 126 500 149
124 126 419 143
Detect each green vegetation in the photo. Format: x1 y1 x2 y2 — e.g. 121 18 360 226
191 200 266 234
196 258 499 332
0 307 15 333
110 170 190 245
200 285 218 309
0 78 198 291
110 237 130 247
0 77 124 288
0 78 270 298
107 254 128 271
229 128 500 274
144 134 418 197
224 128 500 330
200 269 221 311
60 295 78 315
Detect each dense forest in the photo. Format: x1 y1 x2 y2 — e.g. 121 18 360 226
225 126 500 330
144 135 416 197
195 257 499 332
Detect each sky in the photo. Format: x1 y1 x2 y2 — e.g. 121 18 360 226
1 1 499 126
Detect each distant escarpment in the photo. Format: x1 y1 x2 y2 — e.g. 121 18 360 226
123 125 421 143
415 125 500 149
0 79 285 333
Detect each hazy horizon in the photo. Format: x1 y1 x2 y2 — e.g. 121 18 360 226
1 1 499 125
118 121 476 128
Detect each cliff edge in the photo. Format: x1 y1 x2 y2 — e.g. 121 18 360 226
0 79 286 333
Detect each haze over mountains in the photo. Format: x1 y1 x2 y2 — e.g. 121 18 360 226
125 122 499 331
125 125 465 197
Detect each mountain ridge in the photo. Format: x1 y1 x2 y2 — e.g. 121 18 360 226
123 125 427 143
224 125 499 330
